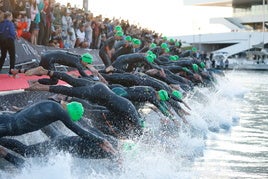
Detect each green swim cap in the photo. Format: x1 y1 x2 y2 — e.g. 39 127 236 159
151 53 156 59
132 38 141 45
112 87 128 97
115 30 124 37
123 141 136 151
81 53 93 64
146 55 154 63
161 43 168 49
175 41 181 47
125 35 132 42
163 36 167 41
164 48 170 53
147 50 153 55
192 47 197 52
192 63 199 72
169 38 175 43
158 89 169 101
172 90 183 100
169 55 177 61
115 25 122 32
174 55 179 60
139 119 146 128
66 102 84 122
182 67 190 72
150 43 157 48
200 62 206 69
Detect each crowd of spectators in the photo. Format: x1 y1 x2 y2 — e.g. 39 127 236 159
0 0 173 51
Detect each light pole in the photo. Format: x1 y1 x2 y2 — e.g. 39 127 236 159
262 0 265 47
249 34 251 49
198 27 201 51
83 0 88 12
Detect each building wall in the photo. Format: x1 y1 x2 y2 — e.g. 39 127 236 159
183 0 266 7
183 0 231 6
233 0 265 8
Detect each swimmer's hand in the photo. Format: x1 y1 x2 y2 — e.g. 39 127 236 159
0 146 7 157
105 66 114 73
100 140 117 155
159 68 166 78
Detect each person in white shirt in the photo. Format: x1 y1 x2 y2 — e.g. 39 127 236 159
75 23 89 48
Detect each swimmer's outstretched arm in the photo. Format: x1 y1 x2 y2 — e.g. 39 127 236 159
86 64 108 84
25 66 94 87
0 146 25 168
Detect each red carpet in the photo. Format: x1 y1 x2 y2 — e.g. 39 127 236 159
0 70 92 92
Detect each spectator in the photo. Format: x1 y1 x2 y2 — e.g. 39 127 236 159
0 11 17 75
38 0 52 46
29 0 39 45
13 11 28 38
25 0 31 32
61 8 73 32
0 0 13 12
52 2 61 27
75 23 89 48
84 21 93 48
91 18 101 49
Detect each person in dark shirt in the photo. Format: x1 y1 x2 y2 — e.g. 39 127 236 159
0 11 17 75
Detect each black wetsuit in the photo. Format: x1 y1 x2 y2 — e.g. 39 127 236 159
37 50 90 85
99 36 116 67
47 71 143 137
171 59 214 83
0 123 117 168
169 45 181 56
150 47 165 57
171 59 199 69
111 43 134 62
0 136 112 160
1 151 25 168
154 55 173 66
146 69 193 91
179 50 193 58
101 72 186 111
101 72 172 92
112 53 161 72
113 39 127 50
109 84 170 117
0 100 104 144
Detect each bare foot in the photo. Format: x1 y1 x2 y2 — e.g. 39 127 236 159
12 105 24 111
105 66 114 73
10 69 19 75
9 69 19 78
48 94 67 103
25 66 47 76
25 82 46 91
8 73 19 78
0 146 7 157
27 80 38 86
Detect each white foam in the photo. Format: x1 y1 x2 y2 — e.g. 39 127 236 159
0 71 249 178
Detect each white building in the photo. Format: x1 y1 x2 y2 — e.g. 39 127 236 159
176 0 268 59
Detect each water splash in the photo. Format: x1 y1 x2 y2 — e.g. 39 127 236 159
0 72 248 178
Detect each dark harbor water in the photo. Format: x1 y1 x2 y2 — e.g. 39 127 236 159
192 71 268 178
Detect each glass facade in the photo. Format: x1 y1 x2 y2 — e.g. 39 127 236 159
233 4 268 17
